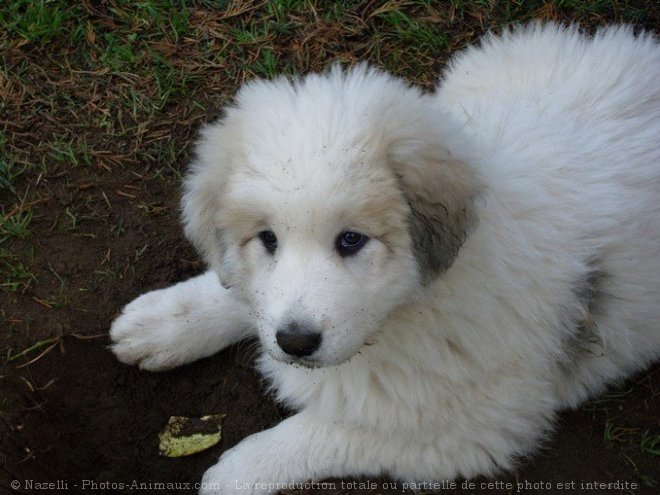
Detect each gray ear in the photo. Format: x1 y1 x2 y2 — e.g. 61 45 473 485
389 145 478 284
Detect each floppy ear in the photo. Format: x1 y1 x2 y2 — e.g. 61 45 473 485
388 141 479 284
181 121 240 288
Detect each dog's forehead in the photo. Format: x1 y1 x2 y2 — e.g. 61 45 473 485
248 140 377 186
223 141 406 238
239 145 391 205
228 67 427 178
217 68 431 234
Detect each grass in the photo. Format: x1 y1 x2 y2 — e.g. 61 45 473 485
0 185 35 292
0 0 658 486
0 208 32 241
0 248 34 292
6 336 60 364
0 1 72 45
640 430 660 456
594 376 660 487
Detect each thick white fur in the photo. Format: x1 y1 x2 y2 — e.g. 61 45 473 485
110 24 660 493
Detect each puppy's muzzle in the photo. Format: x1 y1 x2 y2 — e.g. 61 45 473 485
276 322 322 357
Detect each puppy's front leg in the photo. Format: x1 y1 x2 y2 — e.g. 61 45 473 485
199 411 385 495
110 270 255 371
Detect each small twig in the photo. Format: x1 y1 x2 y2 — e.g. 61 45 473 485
31 297 53 309
14 342 60 369
7 337 60 363
69 333 106 340
18 376 57 392
115 190 136 199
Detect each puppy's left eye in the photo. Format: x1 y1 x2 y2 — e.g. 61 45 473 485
336 231 369 257
258 230 278 254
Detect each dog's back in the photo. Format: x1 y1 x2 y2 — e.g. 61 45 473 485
437 24 660 406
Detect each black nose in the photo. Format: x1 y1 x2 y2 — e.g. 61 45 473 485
276 322 322 357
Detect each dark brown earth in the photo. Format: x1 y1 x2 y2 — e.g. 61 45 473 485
2 2 660 495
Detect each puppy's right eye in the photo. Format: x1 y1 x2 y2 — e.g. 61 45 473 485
258 230 278 254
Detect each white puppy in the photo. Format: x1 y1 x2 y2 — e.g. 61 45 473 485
111 24 660 493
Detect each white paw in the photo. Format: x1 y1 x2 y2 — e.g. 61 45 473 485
110 288 197 371
199 436 280 495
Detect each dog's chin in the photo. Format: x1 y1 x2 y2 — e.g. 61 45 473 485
268 339 380 369
283 356 327 369
267 349 356 369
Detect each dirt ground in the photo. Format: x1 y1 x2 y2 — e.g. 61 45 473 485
1 2 660 495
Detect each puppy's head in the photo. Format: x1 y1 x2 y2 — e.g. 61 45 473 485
183 65 477 367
